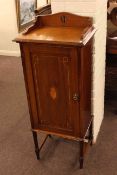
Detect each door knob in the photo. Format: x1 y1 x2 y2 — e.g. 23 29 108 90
72 93 79 101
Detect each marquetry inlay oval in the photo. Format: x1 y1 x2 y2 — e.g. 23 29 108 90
50 87 57 100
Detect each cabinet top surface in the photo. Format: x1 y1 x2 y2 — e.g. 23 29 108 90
14 12 95 46
15 27 86 45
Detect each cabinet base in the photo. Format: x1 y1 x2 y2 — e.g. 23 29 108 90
32 121 93 169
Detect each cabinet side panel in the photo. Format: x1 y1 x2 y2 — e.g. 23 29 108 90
80 41 92 137
20 44 39 129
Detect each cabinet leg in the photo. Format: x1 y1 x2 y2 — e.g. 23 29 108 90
89 121 93 146
32 131 40 160
79 141 84 169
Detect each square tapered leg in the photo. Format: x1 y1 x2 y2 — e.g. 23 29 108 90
32 131 40 160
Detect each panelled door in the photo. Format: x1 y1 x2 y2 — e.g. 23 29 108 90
26 43 80 136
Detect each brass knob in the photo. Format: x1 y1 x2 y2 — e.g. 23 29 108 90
73 93 79 101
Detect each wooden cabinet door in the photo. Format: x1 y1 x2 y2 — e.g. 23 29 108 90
24 44 80 137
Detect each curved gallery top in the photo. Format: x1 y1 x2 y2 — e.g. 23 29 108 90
14 12 96 46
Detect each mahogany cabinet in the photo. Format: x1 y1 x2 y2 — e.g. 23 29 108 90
14 12 95 169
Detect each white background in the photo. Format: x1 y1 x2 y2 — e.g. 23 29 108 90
0 0 47 56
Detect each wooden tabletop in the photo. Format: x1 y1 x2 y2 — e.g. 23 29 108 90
15 27 89 45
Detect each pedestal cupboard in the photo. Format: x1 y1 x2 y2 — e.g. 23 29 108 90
14 12 95 168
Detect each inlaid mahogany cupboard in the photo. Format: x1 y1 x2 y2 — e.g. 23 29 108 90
14 12 95 169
